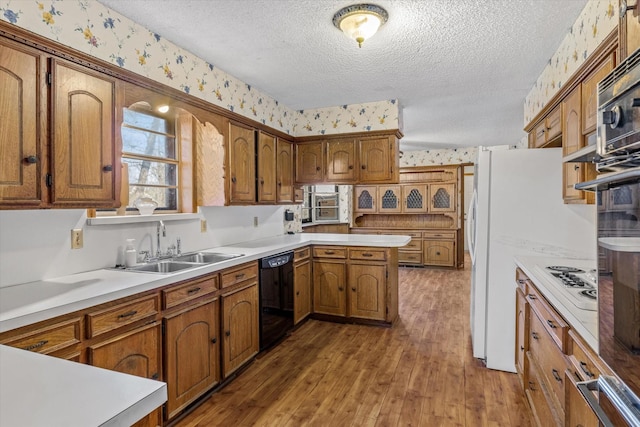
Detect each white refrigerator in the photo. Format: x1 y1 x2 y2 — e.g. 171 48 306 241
467 146 596 372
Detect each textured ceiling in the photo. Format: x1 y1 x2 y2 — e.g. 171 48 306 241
98 0 589 151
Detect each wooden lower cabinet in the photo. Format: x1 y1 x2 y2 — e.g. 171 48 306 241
313 259 347 316
515 286 528 384
526 353 560 427
221 283 259 377
163 299 220 419
89 322 162 427
293 254 312 324
565 371 599 427
423 239 455 267
348 262 386 321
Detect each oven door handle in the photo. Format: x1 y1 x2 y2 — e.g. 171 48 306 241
575 168 640 191
577 376 640 427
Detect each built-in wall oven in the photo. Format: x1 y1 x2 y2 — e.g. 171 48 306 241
576 48 640 426
259 251 294 351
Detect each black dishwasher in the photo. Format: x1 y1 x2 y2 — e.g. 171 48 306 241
259 251 294 350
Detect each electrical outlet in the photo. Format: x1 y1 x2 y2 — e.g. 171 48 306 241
253 216 258 227
200 219 207 233
71 229 83 249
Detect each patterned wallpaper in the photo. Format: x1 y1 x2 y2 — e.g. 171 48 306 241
400 147 478 167
0 0 399 137
524 0 618 125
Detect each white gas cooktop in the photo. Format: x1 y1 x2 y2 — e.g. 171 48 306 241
533 264 597 311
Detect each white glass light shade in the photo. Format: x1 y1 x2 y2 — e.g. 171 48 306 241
333 4 388 48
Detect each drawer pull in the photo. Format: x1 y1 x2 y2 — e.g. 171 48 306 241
517 279 526 285
527 294 537 300
324 251 335 255
187 287 202 295
362 253 373 257
520 345 524 351
552 369 562 382
118 310 138 319
296 291 300 296
351 287 356 292
151 373 159 380
338 286 344 291
225 330 230 337
528 381 537 391
211 337 217 344
235 273 245 280
531 332 539 340
23 340 48 351
546 319 557 329
580 361 595 378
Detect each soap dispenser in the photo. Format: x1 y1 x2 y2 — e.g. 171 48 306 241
125 239 137 268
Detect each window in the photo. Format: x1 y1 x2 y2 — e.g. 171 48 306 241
302 185 342 224
121 107 178 211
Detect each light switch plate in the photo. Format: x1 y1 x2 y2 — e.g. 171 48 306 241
71 229 83 249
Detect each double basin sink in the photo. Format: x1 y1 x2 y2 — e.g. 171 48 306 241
125 252 244 274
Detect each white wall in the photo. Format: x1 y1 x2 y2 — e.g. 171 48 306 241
0 205 293 288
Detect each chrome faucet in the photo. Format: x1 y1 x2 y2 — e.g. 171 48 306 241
177 237 182 255
156 221 166 257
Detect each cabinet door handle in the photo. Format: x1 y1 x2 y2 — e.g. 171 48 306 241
528 381 537 391
316 166 321 171
552 369 562 382
103 165 113 172
187 287 201 295
24 155 38 164
151 373 159 380
546 319 557 329
520 345 524 351
296 291 300 296
260 179 264 184
531 332 539 340
118 310 138 319
351 287 356 292
225 330 230 337
436 251 441 256
338 286 344 291
348 165 353 170
361 165 367 170
231 176 237 183
580 361 595 378
574 164 580 171
517 279 526 285
23 340 48 351
278 181 282 186
211 337 217 344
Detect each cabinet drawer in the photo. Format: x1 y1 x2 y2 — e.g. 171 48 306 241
526 285 568 351
568 330 604 381
294 247 310 261
220 262 258 288
403 237 422 251
349 248 386 261
423 231 455 239
87 295 159 338
313 246 347 259
526 353 561 426
380 230 421 238
399 250 422 264
529 309 570 413
163 275 219 310
515 267 529 293
1 317 82 355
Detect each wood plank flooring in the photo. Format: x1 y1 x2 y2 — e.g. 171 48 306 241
175 259 533 426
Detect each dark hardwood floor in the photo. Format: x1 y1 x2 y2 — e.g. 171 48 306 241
175 257 533 426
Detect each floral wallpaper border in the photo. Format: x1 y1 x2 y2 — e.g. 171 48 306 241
0 0 399 136
524 0 618 125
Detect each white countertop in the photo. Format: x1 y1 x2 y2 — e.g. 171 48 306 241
514 255 598 351
0 233 410 333
0 345 167 427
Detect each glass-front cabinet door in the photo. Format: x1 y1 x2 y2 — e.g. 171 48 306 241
354 186 377 213
377 185 402 213
402 185 428 213
429 183 455 212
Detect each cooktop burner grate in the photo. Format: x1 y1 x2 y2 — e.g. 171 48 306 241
580 289 597 300
546 266 585 273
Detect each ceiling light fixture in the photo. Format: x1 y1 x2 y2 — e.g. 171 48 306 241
332 4 388 48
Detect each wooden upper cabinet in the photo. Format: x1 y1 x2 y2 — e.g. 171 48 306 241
402 184 428 213
295 142 324 183
619 6 640 60
354 186 377 213
257 131 276 203
276 138 294 203
326 139 357 182
429 183 455 212
0 39 45 207
377 185 402 213
359 136 394 182
563 87 587 203
531 105 562 148
582 54 614 134
50 59 119 207
228 122 256 204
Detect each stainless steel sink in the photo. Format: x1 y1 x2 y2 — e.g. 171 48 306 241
126 260 202 273
122 252 244 274
172 252 243 264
